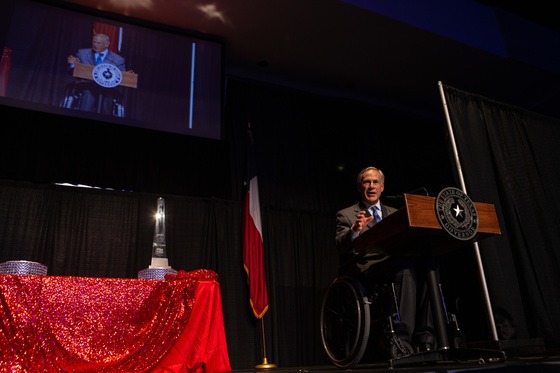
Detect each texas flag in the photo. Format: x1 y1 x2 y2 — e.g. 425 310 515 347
242 134 269 319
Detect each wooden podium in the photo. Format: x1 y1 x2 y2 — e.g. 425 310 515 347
73 62 138 88
354 193 501 256
71 62 138 114
355 193 506 367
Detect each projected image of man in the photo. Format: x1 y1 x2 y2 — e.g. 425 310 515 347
66 33 128 115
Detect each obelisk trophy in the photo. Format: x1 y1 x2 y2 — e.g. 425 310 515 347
150 197 170 269
138 197 176 279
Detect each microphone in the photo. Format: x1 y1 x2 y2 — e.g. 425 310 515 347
383 187 429 202
384 194 403 202
406 187 429 196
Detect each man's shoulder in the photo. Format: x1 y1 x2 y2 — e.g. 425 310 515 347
337 203 361 215
383 203 398 212
382 203 399 215
107 51 124 59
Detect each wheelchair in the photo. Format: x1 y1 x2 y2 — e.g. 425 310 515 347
320 273 466 369
60 81 125 117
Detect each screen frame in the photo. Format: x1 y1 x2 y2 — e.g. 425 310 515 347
0 0 225 140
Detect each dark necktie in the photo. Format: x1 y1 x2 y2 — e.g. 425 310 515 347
372 206 382 223
96 53 103 65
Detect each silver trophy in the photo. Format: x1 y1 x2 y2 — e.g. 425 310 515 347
151 197 167 260
139 197 176 279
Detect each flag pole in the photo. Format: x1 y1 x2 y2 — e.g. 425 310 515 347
244 122 275 369
255 317 276 369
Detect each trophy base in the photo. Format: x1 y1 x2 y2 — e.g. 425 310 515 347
149 257 170 268
0 260 48 276
138 267 177 280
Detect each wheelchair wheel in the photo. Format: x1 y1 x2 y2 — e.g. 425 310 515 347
320 276 371 369
390 339 414 358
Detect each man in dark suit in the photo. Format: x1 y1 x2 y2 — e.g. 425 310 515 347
67 33 127 115
335 166 435 354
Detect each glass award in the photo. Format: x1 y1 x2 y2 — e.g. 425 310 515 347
149 197 171 269
139 197 177 279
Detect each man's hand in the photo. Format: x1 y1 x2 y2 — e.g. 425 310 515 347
352 211 373 232
67 55 80 65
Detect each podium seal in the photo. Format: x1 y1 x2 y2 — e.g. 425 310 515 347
92 63 122 88
435 187 478 241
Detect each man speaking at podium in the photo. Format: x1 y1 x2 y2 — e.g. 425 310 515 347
66 33 129 115
335 166 436 354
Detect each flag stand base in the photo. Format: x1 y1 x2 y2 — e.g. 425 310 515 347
255 358 276 369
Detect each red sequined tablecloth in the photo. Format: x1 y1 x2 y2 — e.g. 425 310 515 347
0 269 231 373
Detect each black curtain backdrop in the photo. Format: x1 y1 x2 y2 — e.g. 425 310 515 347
442 84 560 347
4 75 559 369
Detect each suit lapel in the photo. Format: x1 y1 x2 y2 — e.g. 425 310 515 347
89 50 96 65
359 202 376 229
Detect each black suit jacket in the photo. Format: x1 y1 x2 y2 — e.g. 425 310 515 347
335 200 398 274
75 48 126 71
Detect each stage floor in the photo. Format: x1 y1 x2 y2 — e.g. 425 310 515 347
234 357 560 373
233 345 560 373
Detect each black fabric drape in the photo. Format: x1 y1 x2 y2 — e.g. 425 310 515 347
264 207 337 364
442 84 560 346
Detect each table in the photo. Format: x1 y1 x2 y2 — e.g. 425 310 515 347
0 269 231 372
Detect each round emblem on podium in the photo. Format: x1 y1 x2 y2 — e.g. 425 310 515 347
92 63 122 88
435 187 479 241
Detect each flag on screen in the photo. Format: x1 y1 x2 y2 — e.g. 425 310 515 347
93 22 121 53
243 132 269 319
0 47 13 97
